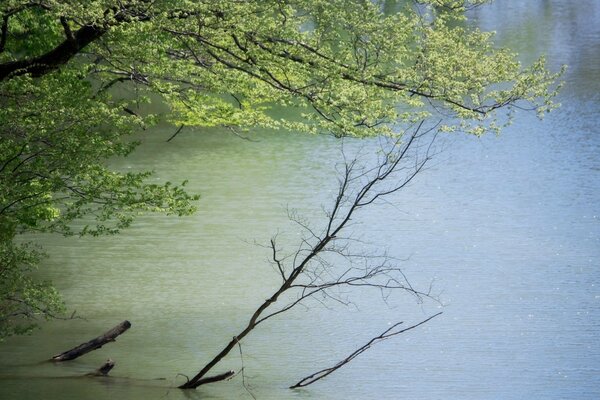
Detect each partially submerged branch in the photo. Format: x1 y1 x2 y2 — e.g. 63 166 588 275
86 359 116 377
51 320 131 361
181 370 235 388
178 121 442 389
290 312 443 388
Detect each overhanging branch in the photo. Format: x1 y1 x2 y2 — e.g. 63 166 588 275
0 23 106 81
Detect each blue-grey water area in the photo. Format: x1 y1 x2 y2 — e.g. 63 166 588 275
1 1 599 399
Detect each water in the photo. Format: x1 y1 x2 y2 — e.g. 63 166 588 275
1 1 599 399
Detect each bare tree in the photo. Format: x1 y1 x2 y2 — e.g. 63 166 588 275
178 120 442 389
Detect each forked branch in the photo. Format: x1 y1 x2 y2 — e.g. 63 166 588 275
178 120 441 389
290 312 443 388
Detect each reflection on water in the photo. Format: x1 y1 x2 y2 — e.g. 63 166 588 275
1 1 599 399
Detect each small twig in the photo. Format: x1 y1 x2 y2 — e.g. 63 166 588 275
166 124 184 142
226 126 258 142
175 373 190 383
237 339 257 399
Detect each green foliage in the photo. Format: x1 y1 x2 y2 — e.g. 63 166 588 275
0 71 198 236
0 67 198 337
0 0 562 339
0 240 64 340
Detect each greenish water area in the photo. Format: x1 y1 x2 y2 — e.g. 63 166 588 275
1 1 599 399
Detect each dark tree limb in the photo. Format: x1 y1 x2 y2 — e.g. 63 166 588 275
180 370 235 388
0 15 8 54
0 2 202 82
51 320 131 361
60 17 75 43
0 24 107 81
0 1 156 81
290 312 443 388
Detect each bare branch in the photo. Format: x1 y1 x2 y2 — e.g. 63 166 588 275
270 237 287 282
290 312 443 388
178 121 442 389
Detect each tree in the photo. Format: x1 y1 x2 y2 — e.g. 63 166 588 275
0 1 560 341
178 120 444 389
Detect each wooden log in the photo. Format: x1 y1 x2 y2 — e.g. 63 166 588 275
86 359 115 377
51 320 131 362
179 370 235 389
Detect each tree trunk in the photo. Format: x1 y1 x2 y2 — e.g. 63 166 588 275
51 320 131 362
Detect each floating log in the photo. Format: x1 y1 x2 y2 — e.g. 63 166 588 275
179 370 235 389
86 359 115 377
51 320 131 362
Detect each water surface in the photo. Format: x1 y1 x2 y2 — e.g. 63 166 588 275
1 1 599 399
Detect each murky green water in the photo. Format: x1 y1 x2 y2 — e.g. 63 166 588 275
1 1 599 399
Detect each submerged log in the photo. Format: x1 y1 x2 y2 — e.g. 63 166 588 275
86 359 115 377
179 370 235 389
51 320 131 362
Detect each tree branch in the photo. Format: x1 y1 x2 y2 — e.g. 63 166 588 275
178 121 440 389
0 23 106 81
0 15 8 54
60 16 75 43
290 312 443 388
0 1 158 81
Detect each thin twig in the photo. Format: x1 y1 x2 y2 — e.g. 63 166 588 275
166 124 184 142
236 339 257 399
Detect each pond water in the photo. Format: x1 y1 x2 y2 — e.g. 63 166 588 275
1 1 599 399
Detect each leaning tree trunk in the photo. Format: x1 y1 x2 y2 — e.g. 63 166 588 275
178 124 436 389
51 320 131 362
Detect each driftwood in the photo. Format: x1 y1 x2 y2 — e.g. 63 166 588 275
51 320 131 362
85 359 115 377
